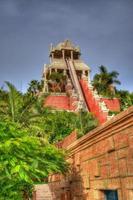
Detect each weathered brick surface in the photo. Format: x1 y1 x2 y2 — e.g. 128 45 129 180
44 95 70 110
113 131 129 149
44 95 78 111
34 106 133 200
34 184 53 200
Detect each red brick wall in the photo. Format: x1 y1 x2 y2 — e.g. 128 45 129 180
44 95 70 110
44 95 78 111
48 106 133 200
34 106 133 199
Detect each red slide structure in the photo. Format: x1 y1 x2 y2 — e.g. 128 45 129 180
65 59 108 124
80 79 108 124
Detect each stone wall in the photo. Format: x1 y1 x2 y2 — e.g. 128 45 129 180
48 106 133 200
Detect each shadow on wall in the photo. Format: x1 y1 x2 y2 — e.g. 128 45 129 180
48 164 87 200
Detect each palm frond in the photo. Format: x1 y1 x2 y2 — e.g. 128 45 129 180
99 65 108 74
5 81 22 122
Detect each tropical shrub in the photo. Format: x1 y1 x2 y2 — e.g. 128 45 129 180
40 110 98 143
0 121 68 200
117 90 133 110
92 65 121 97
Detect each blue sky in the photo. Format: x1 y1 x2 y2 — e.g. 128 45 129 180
0 0 133 92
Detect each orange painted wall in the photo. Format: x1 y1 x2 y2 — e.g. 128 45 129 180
101 98 120 112
46 106 133 200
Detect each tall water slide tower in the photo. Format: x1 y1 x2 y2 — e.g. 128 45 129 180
42 40 120 124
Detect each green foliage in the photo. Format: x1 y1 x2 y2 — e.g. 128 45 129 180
48 72 66 83
47 72 67 92
108 110 120 116
40 110 77 143
0 82 45 130
92 65 121 97
0 87 8 100
0 121 68 199
0 81 98 198
0 87 8 118
117 90 133 111
77 111 98 137
0 81 98 142
4 81 23 122
92 66 133 110
27 80 43 96
38 110 98 143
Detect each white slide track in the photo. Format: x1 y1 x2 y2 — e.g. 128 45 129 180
65 59 88 111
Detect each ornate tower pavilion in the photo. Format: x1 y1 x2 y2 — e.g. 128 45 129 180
43 40 120 124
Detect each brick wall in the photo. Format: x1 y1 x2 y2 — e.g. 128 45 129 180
44 95 78 111
47 106 133 200
33 184 53 200
44 95 70 110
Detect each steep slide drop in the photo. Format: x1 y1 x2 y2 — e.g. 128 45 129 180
65 59 108 124
80 79 108 124
65 59 88 111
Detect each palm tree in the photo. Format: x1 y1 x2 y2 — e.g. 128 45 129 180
92 65 121 97
27 80 43 96
0 82 43 127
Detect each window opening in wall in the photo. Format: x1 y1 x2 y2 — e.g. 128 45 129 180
104 190 118 200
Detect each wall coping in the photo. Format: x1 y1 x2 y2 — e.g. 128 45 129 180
66 106 133 154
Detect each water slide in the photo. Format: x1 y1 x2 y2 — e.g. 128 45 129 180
65 59 108 124
65 59 88 111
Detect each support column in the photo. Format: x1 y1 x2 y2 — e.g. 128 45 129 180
43 65 48 93
71 50 73 60
62 50 65 60
88 69 91 84
49 68 52 75
63 69 66 75
81 70 87 80
50 56 52 63
51 53 54 62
